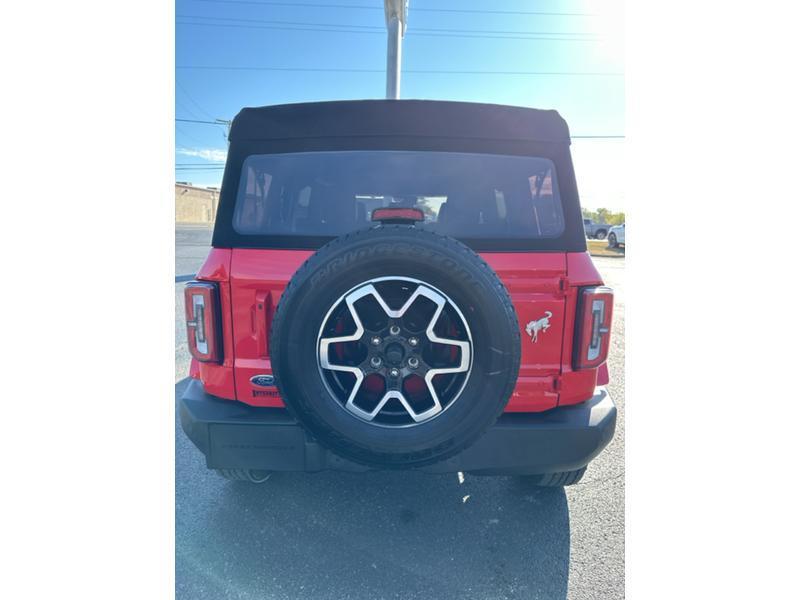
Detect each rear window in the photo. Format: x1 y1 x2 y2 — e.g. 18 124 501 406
233 151 564 240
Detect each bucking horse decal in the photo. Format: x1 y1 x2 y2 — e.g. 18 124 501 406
525 311 553 343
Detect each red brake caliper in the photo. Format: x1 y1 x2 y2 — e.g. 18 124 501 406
448 321 459 362
333 316 346 361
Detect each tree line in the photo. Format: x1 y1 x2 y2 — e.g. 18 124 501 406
581 208 625 226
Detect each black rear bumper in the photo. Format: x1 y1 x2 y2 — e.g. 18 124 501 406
178 379 617 475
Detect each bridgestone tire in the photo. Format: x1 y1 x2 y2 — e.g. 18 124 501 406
270 226 521 468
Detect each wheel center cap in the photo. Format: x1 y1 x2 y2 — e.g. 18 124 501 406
384 342 405 366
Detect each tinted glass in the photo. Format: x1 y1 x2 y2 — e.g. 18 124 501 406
233 151 564 239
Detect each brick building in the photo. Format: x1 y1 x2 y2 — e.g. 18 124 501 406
175 183 220 224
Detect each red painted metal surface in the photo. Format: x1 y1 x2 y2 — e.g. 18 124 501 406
597 363 610 386
190 247 610 412
557 252 605 407
195 249 237 400
230 249 312 406
481 252 566 412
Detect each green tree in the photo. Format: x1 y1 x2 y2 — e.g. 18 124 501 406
606 212 625 226
581 207 625 225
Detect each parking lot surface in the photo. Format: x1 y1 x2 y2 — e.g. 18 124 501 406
175 225 624 600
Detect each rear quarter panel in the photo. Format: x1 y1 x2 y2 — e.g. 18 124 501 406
556 252 605 405
195 249 237 399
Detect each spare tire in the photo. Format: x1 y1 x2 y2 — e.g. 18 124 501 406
270 226 520 468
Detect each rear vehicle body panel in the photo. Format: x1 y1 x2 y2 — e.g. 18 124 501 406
191 100 606 414
225 250 570 412
195 249 604 413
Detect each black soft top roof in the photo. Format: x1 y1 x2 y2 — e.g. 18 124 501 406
229 99 571 144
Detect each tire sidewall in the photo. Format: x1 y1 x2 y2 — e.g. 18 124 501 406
271 227 520 466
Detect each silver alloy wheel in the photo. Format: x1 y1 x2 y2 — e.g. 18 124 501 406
317 277 473 427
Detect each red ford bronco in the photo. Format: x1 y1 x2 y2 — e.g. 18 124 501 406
179 100 616 486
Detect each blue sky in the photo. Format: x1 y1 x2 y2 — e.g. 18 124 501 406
175 0 624 209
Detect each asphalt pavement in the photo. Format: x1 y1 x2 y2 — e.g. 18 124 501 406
175 224 625 600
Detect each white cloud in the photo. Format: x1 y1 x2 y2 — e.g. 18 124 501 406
176 147 227 162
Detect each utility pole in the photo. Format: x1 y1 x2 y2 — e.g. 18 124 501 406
384 0 409 99
215 118 232 143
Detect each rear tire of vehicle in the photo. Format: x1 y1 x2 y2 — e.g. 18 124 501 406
270 226 521 469
523 467 587 487
595 230 607 240
608 233 618 247
215 469 273 484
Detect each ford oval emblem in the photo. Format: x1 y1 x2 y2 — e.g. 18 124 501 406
250 374 275 388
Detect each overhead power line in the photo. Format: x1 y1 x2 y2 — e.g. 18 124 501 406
175 118 235 134
176 117 221 125
175 66 622 76
176 20 600 42
189 0 597 17
175 124 208 146
177 15 599 38
176 80 217 120
176 99 203 122
175 166 226 170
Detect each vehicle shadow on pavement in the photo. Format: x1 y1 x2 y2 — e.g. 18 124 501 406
175 379 570 600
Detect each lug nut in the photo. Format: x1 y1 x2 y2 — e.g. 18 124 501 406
370 356 382 368
408 337 419 347
389 368 400 378
370 336 382 346
408 357 419 369
389 325 401 336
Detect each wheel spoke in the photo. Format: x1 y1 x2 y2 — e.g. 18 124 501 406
421 296 471 417
347 390 441 423
345 390 392 421
424 297 472 372
318 288 368 408
317 277 473 426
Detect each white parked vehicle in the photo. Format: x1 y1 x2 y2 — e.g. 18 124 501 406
608 223 625 247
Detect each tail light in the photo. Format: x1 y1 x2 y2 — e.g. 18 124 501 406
573 286 614 370
185 281 222 363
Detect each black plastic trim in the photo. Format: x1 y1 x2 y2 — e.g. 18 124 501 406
229 100 571 143
179 378 617 475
